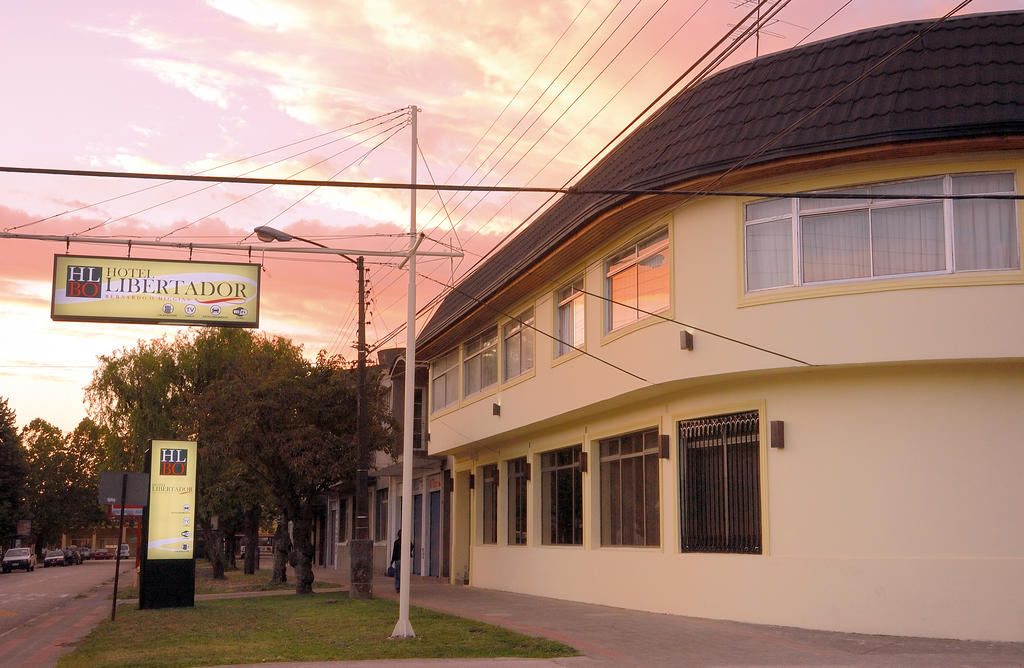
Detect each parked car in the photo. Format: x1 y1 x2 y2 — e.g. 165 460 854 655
91 548 113 560
44 549 66 567
119 544 130 559
2 547 36 573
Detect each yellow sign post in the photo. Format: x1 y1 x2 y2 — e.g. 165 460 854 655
140 440 198 609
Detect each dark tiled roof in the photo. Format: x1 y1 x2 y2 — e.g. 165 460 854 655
419 11 1024 347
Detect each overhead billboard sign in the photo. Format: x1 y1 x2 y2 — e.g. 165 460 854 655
147 440 197 560
52 255 259 327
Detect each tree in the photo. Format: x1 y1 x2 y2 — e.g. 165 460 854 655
176 328 272 578
85 337 179 471
0 398 27 546
21 419 105 552
200 339 395 594
85 327 394 592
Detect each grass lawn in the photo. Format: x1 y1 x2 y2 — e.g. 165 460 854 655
60 594 576 667
116 562 345 599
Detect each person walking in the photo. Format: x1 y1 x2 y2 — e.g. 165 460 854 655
391 529 414 593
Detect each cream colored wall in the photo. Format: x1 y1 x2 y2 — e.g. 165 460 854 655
428 153 1024 455
431 151 1024 640
460 362 1024 641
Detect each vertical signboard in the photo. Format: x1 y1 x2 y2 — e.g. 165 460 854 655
140 440 197 610
147 440 197 559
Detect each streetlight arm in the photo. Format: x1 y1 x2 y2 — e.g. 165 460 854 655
254 225 357 263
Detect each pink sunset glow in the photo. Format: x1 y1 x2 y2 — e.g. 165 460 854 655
1 0 1018 431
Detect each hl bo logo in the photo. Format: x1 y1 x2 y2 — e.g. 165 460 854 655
160 448 188 475
66 266 103 299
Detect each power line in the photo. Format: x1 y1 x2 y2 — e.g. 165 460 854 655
362 1 979 357
417 273 648 384
5 165 1017 200
692 0 976 203
75 114 411 237
575 288 812 366
418 265 812 374
376 0 799 322
7 107 409 234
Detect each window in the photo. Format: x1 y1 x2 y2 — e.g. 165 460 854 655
481 463 498 544
678 411 761 553
412 388 425 451
431 348 459 412
541 445 583 545
508 457 528 545
502 307 535 380
463 327 498 398
555 278 585 357
744 172 1019 291
605 228 670 332
374 487 388 542
599 428 660 547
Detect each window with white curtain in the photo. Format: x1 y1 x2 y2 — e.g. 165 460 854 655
502 307 534 381
744 172 1019 292
555 278 585 357
430 348 460 412
462 327 498 398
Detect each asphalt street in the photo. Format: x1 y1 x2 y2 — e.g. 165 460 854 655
0 558 134 666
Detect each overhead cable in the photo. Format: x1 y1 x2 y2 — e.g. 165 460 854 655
6 107 407 234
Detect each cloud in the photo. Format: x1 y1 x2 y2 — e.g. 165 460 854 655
130 58 242 108
86 16 175 52
206 0 312 32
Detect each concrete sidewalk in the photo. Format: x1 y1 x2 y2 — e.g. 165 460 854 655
259 567 1024 667
31 563 1024 667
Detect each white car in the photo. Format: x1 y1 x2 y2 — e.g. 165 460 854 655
2 547 36 573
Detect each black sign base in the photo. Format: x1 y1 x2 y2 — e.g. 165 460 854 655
139 558 195 609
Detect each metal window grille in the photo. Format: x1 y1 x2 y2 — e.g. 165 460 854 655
679 411 761 554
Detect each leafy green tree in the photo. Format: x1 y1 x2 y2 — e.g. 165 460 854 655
84 327 396 592
0 398 28 546
21 419 105 552
199 339 395 594
175 328 271 578
85 337 179 470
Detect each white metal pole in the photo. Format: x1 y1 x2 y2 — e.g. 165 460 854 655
392 105 418 638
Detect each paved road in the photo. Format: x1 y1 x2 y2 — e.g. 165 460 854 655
0 559 134 666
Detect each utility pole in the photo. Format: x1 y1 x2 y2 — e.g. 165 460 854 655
392 105 418 638
351 255 372 598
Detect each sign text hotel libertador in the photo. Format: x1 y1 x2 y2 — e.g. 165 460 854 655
148 440 197 560
52 255 260 327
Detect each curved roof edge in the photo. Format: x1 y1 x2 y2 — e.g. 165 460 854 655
419 10 1024 349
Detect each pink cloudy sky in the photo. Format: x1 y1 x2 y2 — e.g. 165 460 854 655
1 0 1019 432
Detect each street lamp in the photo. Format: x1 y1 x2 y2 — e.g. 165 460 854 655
253 225 373 599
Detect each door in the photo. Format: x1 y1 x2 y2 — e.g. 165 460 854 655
428 490 441 577
412 493 423 575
